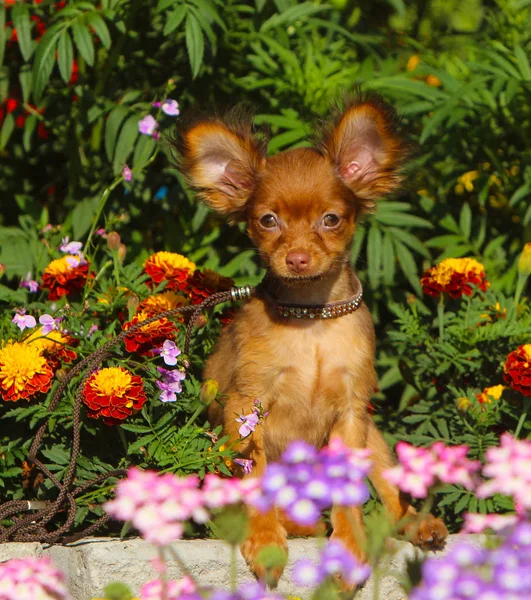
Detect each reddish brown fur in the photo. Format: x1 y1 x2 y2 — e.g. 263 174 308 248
179 95 447 585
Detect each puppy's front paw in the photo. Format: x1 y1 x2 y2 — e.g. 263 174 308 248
240 527 288 586
402 513 448 549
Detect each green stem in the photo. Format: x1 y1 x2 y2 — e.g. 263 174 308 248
437 295 445 342
118 426 128 455
167 545 198 584
514 273 528 313
230 543 237 593
514 397 530 439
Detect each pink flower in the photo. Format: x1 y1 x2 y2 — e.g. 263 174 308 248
476 433 531 509
0 556 71 600
39 314 62 335
59 236 83 255
122 165 132 181
159 340 181 366
233 458 253 475
141 576 196 600
20 271 39 293
152 99 180 116
87 324 98 338
462 512 519 534
236 411 260 437
384 441 480 498
12 310 36 331
138 115 159 137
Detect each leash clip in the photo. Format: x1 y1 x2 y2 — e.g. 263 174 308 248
230 286 253 302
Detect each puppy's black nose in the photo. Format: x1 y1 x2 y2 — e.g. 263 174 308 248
286 252 310 273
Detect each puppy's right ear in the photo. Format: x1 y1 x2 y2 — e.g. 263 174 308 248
179 120 266 221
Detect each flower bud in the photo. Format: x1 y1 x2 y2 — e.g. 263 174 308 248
0 263 5 278
55 368 69 382
107 231 121 251
518 243 531 277
456 397 470 411
194 313 208 328
127 294 140 314
117 243 127 263
201 379 219 404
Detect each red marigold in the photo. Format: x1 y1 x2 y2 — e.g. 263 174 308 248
187 269 234 305
0 342 53 402
421 257 489 299
143 251 196 292
26 328 77 371
41 256 90 300
138 290 190 318
122 310 177 355
504 345 531 397
82 366 146 425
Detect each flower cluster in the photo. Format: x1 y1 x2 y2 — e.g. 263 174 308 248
504 344 531 397
384 442 480 498
122 311 177 355
293 540 371 588
104 467 260 546
156 366 186 403
250 439 372 526
82 366 146 425
476 433 531 510
420 257 489 299
0 556 71 600
410 521 531 599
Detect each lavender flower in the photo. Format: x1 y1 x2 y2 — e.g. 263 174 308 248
59 237 83 255
233 458 253 475
153 99 180 116
138 115 159 137
236 411 260 437
250 439 371 526
20 271 39 293
122 165 132 181
156 367 186 403
12 310 36 331
159 340 181 366
39 314 62 335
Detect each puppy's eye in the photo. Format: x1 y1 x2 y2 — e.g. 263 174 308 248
260 214 278 229
322 213 340 228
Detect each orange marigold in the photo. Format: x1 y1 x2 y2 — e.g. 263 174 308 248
82 366 146 425
504 345 531 397
143 251 196 292
476 384 505 405
187 269 234 305
41 256 90 300
421 258 489 299
138 290 190 318
122 310 177 355
26 327 77 370
0 342 54 402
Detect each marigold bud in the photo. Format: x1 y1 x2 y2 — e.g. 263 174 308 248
201 378 219 404
117 243 127 263
127 294 140 314
456 397 470 411
107 231 121 251
55 368 69 382
518 243 531 277
0 263 5 277
195 313 208 328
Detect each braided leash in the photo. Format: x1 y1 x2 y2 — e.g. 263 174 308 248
0 286 255 544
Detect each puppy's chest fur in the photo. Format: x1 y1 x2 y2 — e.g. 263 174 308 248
206 299 376 461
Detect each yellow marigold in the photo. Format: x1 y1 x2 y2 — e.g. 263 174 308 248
425 74 442 87
26 327 77 370
456 397 470 411
457 170 480 192
138 290 190 317
421 258 489 299
477 384 505 405
518 243 531 277
0 342 54 402
407 55 420 71
144 251 196 292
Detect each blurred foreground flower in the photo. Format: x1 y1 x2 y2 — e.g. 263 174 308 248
141 576 195 600
250 439 371 526
0 341 53 402
144 251 196 292
82 366 146 425
0 556 71 600
504 345 531 397
20 271 39 292
384 442 480 498
421 257 489 299
41 255 90 300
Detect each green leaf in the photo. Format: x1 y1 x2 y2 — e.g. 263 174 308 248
524 203 531 226
185 13 204 78
72 197 99 239
459 202 472 239
387 228 431 259
86 12 111 49
32 25 62 100
164 5 187 35
105 104 130 162
260 2 328 32
374 212 433 229
367 224 382 289
381 231 396 286
514 44 531 81
509 182 530 207
0 112 15 149
22 114 37 152
72 21 95 66
57 30 74 83
394 239 421 294
11 4 33 62
132 134 156 170
0 5 6 66
18 66 32 103
112 113 140 175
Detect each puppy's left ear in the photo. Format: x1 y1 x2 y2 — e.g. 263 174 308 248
321 96 406 211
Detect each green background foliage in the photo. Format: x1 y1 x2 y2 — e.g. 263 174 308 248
0 0 530 533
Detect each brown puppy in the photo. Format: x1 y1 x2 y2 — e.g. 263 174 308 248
179 95 448 582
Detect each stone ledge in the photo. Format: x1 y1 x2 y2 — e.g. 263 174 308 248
0 535 482 600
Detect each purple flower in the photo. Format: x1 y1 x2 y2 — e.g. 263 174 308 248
95 228 107 237
59 236 83 255
156 367 186 402
12 310 36 331
20 271 39 293
122 165 132 181
152 99 180 116
236 411 260 437
87 324 99 339
292 558 322 586
39 314 62 335
159 340 181 366
233 458 253 475
138 114 159 136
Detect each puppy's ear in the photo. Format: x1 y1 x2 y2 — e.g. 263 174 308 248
179 118 266 221
321 95 406 211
